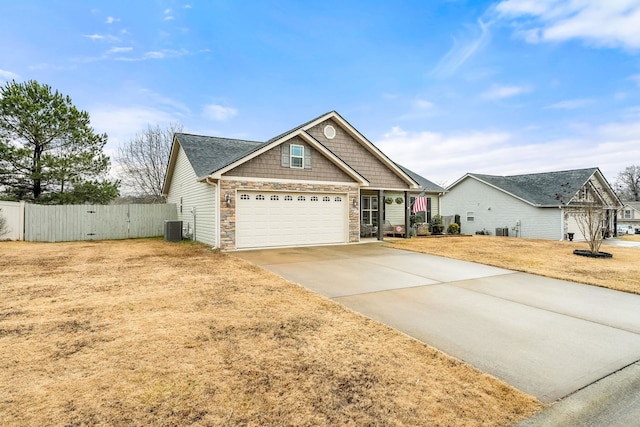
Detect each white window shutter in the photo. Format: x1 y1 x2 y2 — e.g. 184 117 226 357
281 144 290 167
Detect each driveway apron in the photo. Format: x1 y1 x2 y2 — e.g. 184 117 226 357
234 243 640 403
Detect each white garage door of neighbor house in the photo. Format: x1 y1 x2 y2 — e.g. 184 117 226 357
236 191 348 249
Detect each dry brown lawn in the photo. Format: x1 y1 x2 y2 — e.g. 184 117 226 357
0 239 541 426
391 235 640 295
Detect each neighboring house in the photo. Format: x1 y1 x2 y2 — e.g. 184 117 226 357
617 202 640 234
162 111 442 250
441 168 622 241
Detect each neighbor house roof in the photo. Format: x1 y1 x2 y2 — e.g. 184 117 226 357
451 168 604 207
397 165 445 193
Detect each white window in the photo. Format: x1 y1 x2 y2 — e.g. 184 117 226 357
466 211 475 222
311 196 319 202
323 196 331 202
290 144 304 169
361 195 378 226
624 209 632 219
240 194 250 200
256 195 265 201
270 195 279 201
334 197 342 202
284 195 293 201
298 196 305 201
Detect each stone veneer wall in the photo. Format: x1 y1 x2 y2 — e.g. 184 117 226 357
219 179 360 250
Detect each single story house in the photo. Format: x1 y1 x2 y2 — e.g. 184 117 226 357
162 111 443 250
617 202 640 234
440 168 622 240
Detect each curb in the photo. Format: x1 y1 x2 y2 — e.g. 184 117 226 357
515 361 640 426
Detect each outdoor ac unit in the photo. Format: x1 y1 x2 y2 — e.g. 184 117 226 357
495 227 509 237
164 220 183 242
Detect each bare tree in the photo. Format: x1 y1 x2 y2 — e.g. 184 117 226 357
115 123 182 202
569 201 605 254
615 165 640 201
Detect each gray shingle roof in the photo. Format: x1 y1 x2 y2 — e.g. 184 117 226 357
175 133 265 178
469 168 599 206
397 165 444 193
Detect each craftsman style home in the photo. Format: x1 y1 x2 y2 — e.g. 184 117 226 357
441 168 622 241
162 111 443 250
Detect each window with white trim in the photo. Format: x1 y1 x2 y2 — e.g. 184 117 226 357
298 196 305 201
240 194 250 200
284 195 293 201
270 195 279 201
361 195 378 226
311 196 319 202
466 211 475 222
290 144 304 169
624 209 632 219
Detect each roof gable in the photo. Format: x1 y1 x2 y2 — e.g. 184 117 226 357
162 111 422 193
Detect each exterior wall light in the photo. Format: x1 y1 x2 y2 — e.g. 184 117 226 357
225 193 232 206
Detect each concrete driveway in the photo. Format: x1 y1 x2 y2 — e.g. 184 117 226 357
234 243 640 404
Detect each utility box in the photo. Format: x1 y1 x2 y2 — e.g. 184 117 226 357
164 220 183 242
495 227 509 237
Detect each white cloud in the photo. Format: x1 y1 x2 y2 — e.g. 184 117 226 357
184 4 192 9
495 0 640 50
415 99 434 109
203 104 238 121
83 33 120 42
105 16 120 24
431 19 491 77
106 47 133 54
90 105 182 150
164 8 174 20
375 119 640 186
545 98 595 109
0 69 20 80
481 84 531 100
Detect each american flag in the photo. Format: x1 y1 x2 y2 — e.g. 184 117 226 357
412 196 427 214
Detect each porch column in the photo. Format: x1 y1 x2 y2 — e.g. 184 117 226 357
377 190 384 241
404 190 410 239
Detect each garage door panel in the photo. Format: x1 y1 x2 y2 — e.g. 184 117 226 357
237 191 347 249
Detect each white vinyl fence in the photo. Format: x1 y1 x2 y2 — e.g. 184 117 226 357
0 201 25 241
24 204 177 242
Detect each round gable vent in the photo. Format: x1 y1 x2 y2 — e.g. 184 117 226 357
323 125 336 139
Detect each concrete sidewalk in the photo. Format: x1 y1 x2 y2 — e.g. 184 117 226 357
234 243 640 405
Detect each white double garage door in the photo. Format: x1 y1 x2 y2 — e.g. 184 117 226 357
236 191 348 249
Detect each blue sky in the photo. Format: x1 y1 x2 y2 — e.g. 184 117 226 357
2 1 640 186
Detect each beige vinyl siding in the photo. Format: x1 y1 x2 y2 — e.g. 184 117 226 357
166 145 217 247
441 178 561 239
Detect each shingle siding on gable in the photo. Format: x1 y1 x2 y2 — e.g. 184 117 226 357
166 144 217 246
441 177 560 239
223 136 354 182
307 119 409 189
